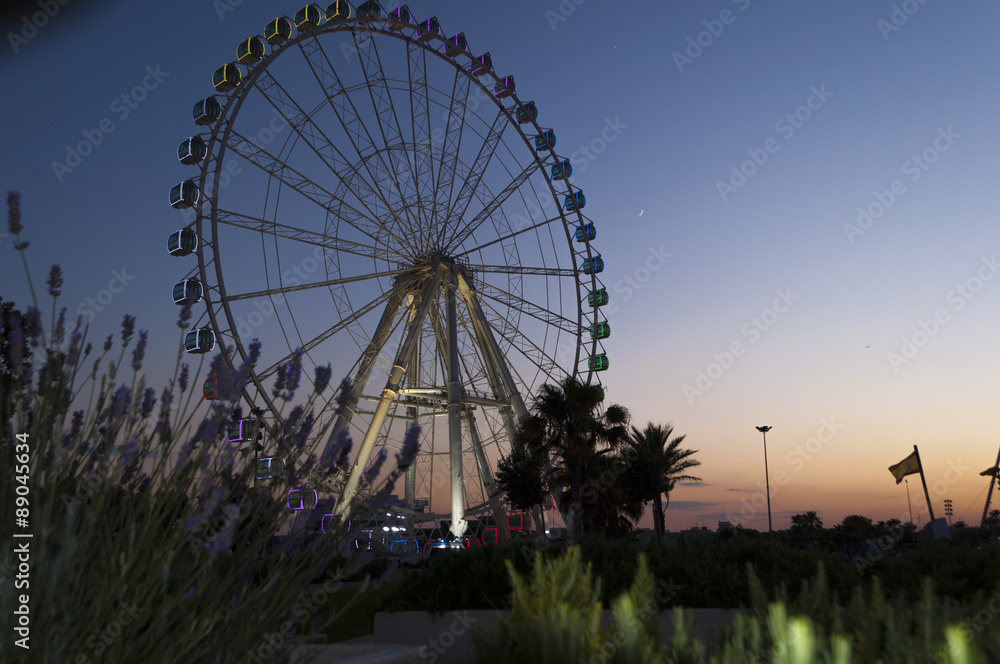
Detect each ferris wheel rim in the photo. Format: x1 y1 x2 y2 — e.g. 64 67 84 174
178 9 610 477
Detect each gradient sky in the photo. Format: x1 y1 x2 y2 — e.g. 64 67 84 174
3 0 1000 532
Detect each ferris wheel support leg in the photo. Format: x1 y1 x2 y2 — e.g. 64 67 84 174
334 276 442 520
327 289 406 447
456 273 529 422
405 293 422 512
462 408 497 500
446 274 468 540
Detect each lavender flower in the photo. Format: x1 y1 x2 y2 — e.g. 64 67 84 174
7 191 22 235
314 364 332 395
108 386 132 424
248 338 261 367
120 314 135 346
139 387 156 418
120 441 139 465
47 264 63 297
131 330 148 371
24 308 41 347
178 364 189 393
6 313 23 371
52 307 66 346
185 585 196 597
395 424 421 471
334 378 352 412
155 387 173 439
320 428 352 471
361 450 387 488
103 335 113 353
177 302 192 330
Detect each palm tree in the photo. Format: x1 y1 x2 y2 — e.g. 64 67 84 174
790 511 824 535
514 376 630 544
623 422 701 546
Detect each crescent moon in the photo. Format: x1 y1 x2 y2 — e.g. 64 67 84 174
638 209 644 217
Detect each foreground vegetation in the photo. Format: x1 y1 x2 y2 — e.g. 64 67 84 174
469 545 1000 663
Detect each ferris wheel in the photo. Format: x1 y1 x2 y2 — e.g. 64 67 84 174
166 1 611 540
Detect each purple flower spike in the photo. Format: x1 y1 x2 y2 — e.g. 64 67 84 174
47 264 63 298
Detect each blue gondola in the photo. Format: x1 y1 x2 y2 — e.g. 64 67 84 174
589 322 611 340
237 36 265 65
294 4 322 30
264 17 293 44
471 52 492 76
575 223 596 242
177 136 207 165
588 354 610 372
169 180 200 209
228 419 257 443
184 328 216 354
386 5 411 30
534 130 556 151
212 63 241 92
551 159 572 181
168 229 198 257
564 191 586 212
287 488 318 510
256 457 285 480
325 1 353 20
172 279 203 305
417 16 441 41
445 32 468 56
587 289 609 307
192 97 221 126
516 101 537 124
357 1 383 25
494 75 515 98
581 255 604 275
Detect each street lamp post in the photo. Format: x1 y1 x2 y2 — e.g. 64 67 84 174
755 425 773 533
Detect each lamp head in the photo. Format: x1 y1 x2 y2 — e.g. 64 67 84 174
755 426 772 433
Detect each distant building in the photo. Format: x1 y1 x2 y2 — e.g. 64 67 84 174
717 521 733 532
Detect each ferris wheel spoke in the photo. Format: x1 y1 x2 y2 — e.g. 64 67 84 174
464 264 577 278
475 282 579 335
445 161 541 253
407 40 434 236
298 38 421 240
252 68 411 244
224 267 414 303
351 30 422 230
225 129 390 245
214 208 406 264
451 213 563 260
439 109 507 248
254 288 401 382
483 310 566 388
433 67 472 229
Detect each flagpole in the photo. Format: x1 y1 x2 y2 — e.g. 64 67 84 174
980 444 1000 529
913 445 935 522
905 478 913 524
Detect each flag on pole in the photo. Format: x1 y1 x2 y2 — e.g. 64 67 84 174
889 451 921 484
981 465 999 478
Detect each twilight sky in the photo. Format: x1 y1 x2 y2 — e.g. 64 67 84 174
3 0 1000 532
